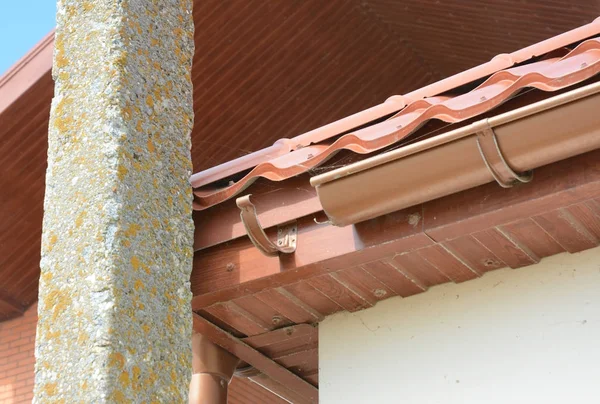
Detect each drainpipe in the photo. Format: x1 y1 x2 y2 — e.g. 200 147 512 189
189 332 240 404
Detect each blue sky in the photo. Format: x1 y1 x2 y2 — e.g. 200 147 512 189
0 2 56 75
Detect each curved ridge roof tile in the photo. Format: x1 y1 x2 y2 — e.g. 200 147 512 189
193 36 600 210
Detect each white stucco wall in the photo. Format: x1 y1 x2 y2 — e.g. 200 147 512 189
319 246 600 404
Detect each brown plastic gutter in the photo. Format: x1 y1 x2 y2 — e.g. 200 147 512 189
190 17 600 189
311 81 600 227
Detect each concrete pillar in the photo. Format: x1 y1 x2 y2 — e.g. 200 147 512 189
34 1 195 402
189 333 240 404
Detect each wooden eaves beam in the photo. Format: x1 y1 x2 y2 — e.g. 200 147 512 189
192 313 318 403
191 149 600 310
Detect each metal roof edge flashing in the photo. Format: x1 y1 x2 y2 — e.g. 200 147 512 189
311 81 600 226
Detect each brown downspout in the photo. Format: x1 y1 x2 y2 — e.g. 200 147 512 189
189 332 240 404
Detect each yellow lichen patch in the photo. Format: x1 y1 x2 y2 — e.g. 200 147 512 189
136 120 143 132
142 324 150 334
117 165 128 181
43 382 58 396
145 95 154 108
119 371 130 387
77 330 89 344
74 211 86 228
131 256 141 271
46 233 58 252
147 138 155 153
124 223 141 237
134 279 144 291
81 380 88 390
46 329 62 340
41 270 53 283
58 71 70 81
111 390 127 403
53 115 75 133
131 365 142 391
114 51 128 69
54 39 68 69
123 105 133 120
82 1 94 11
46 289 72 321
108 352 125 369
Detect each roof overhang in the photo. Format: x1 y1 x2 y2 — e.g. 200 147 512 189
191 21 600 211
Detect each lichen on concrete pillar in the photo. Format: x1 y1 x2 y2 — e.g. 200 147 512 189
34 0 195 402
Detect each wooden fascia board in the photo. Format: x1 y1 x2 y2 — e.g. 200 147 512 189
191 206 432 309
191 149 600 310
0 31 54 115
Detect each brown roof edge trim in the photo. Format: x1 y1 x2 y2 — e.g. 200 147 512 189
190 100 406 188
190 17 600 189
0 30 54 115
312 81 600 226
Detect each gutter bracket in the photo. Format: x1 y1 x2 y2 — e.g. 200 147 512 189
475 120 533 188
236 195 297 257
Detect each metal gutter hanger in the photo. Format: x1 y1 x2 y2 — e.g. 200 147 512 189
237 195 297 257
474 119 533 188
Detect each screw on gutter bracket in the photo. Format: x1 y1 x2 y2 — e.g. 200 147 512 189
271 315 283 326
226 263 235 272
373 289 387 298
285 328 294 336
581 62 588 68
482 258 499 267
480 96 487 102
236 195 298 257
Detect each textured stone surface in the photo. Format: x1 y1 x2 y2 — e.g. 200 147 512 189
34 0 195 402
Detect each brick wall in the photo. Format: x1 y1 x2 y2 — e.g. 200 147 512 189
0 303 37 403
0 303 286 403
